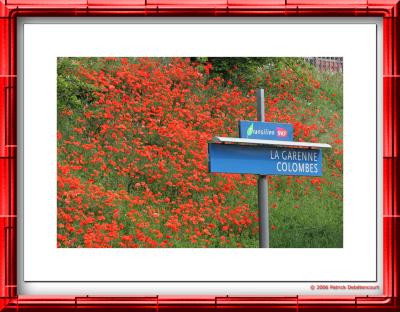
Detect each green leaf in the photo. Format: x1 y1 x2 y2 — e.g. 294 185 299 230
247 123 254 137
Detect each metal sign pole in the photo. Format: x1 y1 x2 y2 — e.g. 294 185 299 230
257 89 269 248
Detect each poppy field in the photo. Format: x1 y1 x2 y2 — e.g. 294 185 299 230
57 57 343 248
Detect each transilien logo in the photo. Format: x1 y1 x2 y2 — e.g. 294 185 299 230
246 123 254 138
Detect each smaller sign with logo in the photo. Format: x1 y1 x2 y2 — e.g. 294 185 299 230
239 121 294 141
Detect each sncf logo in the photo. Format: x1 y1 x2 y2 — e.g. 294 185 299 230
277 127 288 137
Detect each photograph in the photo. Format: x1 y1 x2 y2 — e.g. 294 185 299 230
56 56 343 248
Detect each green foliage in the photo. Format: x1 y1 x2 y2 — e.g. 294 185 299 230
195 57 309 89
57 57 99 112
207 57 268 77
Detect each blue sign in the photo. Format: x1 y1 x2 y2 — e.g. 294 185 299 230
208 143 322 177
239 121 294 141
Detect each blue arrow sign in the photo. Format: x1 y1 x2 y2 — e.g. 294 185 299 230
208 143 322 176
239 120 294 141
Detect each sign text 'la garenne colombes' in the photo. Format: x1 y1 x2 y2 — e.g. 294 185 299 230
208 143 322 176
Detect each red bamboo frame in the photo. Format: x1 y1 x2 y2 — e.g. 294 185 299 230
0 1 398 311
